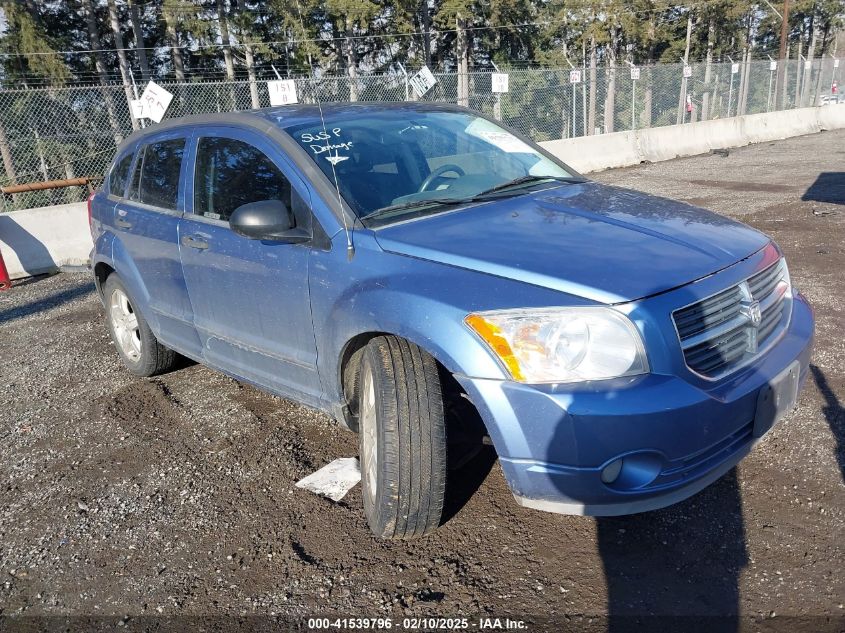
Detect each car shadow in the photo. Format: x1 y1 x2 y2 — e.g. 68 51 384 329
810 365 845 483
801 172 845 205
0 214 57 276
596 471 746 632
0 281 95 324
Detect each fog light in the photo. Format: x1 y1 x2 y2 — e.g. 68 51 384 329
601 459 623 484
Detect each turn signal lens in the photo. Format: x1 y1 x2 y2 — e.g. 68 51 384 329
465 307 649 384
465 313 526 382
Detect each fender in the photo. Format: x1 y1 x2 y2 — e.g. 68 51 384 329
90 230 115 297
308 231 586 408
107 234 161 334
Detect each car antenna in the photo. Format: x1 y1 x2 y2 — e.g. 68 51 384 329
293 1 355 260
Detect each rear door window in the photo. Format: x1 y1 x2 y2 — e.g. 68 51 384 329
109 153 134 197
193 136 308 226
137 139 186 210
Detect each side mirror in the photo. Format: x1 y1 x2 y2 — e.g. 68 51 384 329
229 200 309 243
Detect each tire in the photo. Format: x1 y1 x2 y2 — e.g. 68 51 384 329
103 274 177 377
358 335 448 539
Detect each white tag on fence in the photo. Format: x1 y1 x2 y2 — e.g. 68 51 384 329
491 73 509 93
139 81 174 123
410 66 437 98
769 60 777 71
731 63 740 74
683 65 692 78
268 79 298 106
569 69 582 84
630 67 640 80
130 99 144 121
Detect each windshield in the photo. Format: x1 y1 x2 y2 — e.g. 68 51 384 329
283 110 575 220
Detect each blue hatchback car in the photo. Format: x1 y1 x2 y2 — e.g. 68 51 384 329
90 103 814 539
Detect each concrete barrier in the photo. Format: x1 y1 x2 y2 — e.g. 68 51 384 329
540 105 845 173
0 202 92 280
541 130 641 173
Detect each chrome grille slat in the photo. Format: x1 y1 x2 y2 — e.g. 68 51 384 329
672 259 791 379
748 261 783 297
674 287 744 339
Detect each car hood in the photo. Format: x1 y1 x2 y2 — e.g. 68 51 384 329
372 181 769 304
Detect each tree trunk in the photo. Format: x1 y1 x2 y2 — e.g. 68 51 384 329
456 16 470 107
740 46 753 114
244 43 260 108
604 27 618 134
677 14 693 124
164 6 186 82
421 0 432 68
0 119 17 186
642 18 656 128
781 44 790 109
795 37 804 107
345 16 359 101
127 0 150 80
107 0 139 131
702 17 715 120
588 34 597 134
217 0 235 81
81 0 123 146
801 13 818 106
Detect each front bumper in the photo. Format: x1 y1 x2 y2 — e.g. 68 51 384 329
455 293 814 516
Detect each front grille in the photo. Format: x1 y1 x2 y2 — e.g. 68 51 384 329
672 259 791 379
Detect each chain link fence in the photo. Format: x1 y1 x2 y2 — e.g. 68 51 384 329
1 57 841 212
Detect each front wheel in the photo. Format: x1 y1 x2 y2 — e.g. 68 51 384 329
358 336 448 539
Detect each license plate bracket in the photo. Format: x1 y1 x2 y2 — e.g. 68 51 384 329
753 360 800 438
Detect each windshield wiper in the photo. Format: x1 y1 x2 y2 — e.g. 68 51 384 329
360 197 477 222
360 176 585 224
475 175 584 196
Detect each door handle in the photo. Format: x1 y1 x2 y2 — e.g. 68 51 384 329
115 217 132 229
181 235 209 250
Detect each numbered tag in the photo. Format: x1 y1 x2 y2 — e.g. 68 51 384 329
410 66 437 98
683 65 692 78
630 67 640 80
139 81 174 123
569 69 582 84
268 80 298 106
731 63 740 74
491 73 509 93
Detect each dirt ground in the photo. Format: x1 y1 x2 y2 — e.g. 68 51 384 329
1 130 843 632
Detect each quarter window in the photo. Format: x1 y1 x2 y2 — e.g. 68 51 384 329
194 137 307 225
109 153 133 197
137 139 185 210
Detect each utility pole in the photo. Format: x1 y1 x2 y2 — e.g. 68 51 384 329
776 0 790 108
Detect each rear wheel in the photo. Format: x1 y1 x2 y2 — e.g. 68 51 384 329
103 274 177 377
358 336 448 539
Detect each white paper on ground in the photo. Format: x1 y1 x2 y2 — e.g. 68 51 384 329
295 457 361 502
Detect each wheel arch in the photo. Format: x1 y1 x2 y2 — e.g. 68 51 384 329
93 261 115 297
336 329 487 437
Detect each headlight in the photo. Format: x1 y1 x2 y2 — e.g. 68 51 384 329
465 307 649 383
